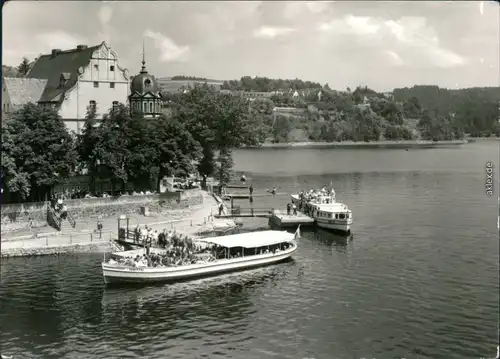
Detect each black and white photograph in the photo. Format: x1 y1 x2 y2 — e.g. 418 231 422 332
1 1 499 358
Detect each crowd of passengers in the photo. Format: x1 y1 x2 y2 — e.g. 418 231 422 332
111 228 294 268
293 187 337 213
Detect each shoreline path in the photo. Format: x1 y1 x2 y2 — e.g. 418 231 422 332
1 191 230 251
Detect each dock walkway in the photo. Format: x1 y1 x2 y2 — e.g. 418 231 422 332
268 210 315 228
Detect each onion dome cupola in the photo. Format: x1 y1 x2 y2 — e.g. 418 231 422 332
129 39 163 118
130 51 157 93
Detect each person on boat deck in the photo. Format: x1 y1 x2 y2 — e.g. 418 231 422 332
249 184 253 195
292 203 297 215
286 203 291 215
271 186 277 196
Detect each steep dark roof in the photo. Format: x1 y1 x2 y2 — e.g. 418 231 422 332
3 77 48 107
27 43 102 102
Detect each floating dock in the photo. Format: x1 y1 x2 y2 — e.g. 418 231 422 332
268 210 315 228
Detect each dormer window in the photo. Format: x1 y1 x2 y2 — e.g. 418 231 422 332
59 73 70 88
144 79 151 88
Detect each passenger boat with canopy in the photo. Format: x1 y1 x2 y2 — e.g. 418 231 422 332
291 186 353 234
102 228 300 285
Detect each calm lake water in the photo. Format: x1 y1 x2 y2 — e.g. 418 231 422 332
1 141 499 359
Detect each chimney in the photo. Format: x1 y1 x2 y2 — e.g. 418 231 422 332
76 45 88 51
51 49 62 57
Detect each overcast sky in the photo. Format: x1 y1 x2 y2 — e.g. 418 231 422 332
3 1 499 91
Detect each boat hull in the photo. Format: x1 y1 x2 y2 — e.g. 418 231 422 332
315 219 351 234
103 247 296 285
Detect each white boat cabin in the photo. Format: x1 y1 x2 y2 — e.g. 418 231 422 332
199 230 296 260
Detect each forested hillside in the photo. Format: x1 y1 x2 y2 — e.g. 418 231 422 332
393 86 500 137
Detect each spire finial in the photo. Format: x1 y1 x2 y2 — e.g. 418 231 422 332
141 38 147 73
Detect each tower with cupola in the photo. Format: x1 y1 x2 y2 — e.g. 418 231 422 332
128 41 162 118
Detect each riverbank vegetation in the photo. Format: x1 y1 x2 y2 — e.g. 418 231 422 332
2 75 499 203
219 77 499 142
2 85 259 202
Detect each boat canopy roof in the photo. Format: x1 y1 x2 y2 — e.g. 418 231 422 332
313 202 350 211
200 230 294 249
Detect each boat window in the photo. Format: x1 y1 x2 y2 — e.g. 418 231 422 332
328 213 332 218
335 213 339 219
346 213 350 219
317 211 320 217
339 213 346 219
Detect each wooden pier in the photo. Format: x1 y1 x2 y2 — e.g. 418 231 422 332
225 184 249 189
215 191 315 229
268 210 315 228
214 207 274 219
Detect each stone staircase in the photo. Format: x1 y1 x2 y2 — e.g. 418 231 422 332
59 218 74 232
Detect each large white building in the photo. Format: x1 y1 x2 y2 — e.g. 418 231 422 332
2 42 130 135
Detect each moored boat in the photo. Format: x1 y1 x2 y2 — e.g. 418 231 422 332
291 188 353 234
102 229 299 285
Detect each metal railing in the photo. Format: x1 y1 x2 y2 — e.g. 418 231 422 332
67 211 76 228
38 230 113 246
218 207 275 216
46 205 61 230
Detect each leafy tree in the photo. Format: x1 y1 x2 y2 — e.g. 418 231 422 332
76 104 100 192
17 57 31 76
150 115 202 191
2 65 18 77
272 115 292 143
1 120 31 201
216 148 234 190
249 98 274 115
171 84 263 185
2 103 76 201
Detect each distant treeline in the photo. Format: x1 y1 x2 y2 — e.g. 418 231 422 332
221 76 326 92
393 85 500 137
170 75 208 81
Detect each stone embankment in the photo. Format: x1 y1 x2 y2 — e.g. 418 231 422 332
1 190 230 258
2 189 204 233
2 241 112 258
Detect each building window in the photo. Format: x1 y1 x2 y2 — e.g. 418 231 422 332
110 82 115 89
112 101 118 112
93 82 99 88
89 100 96 112
110 65 115 71
94 64 99 70
149 102 153 113
143 102 146 113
